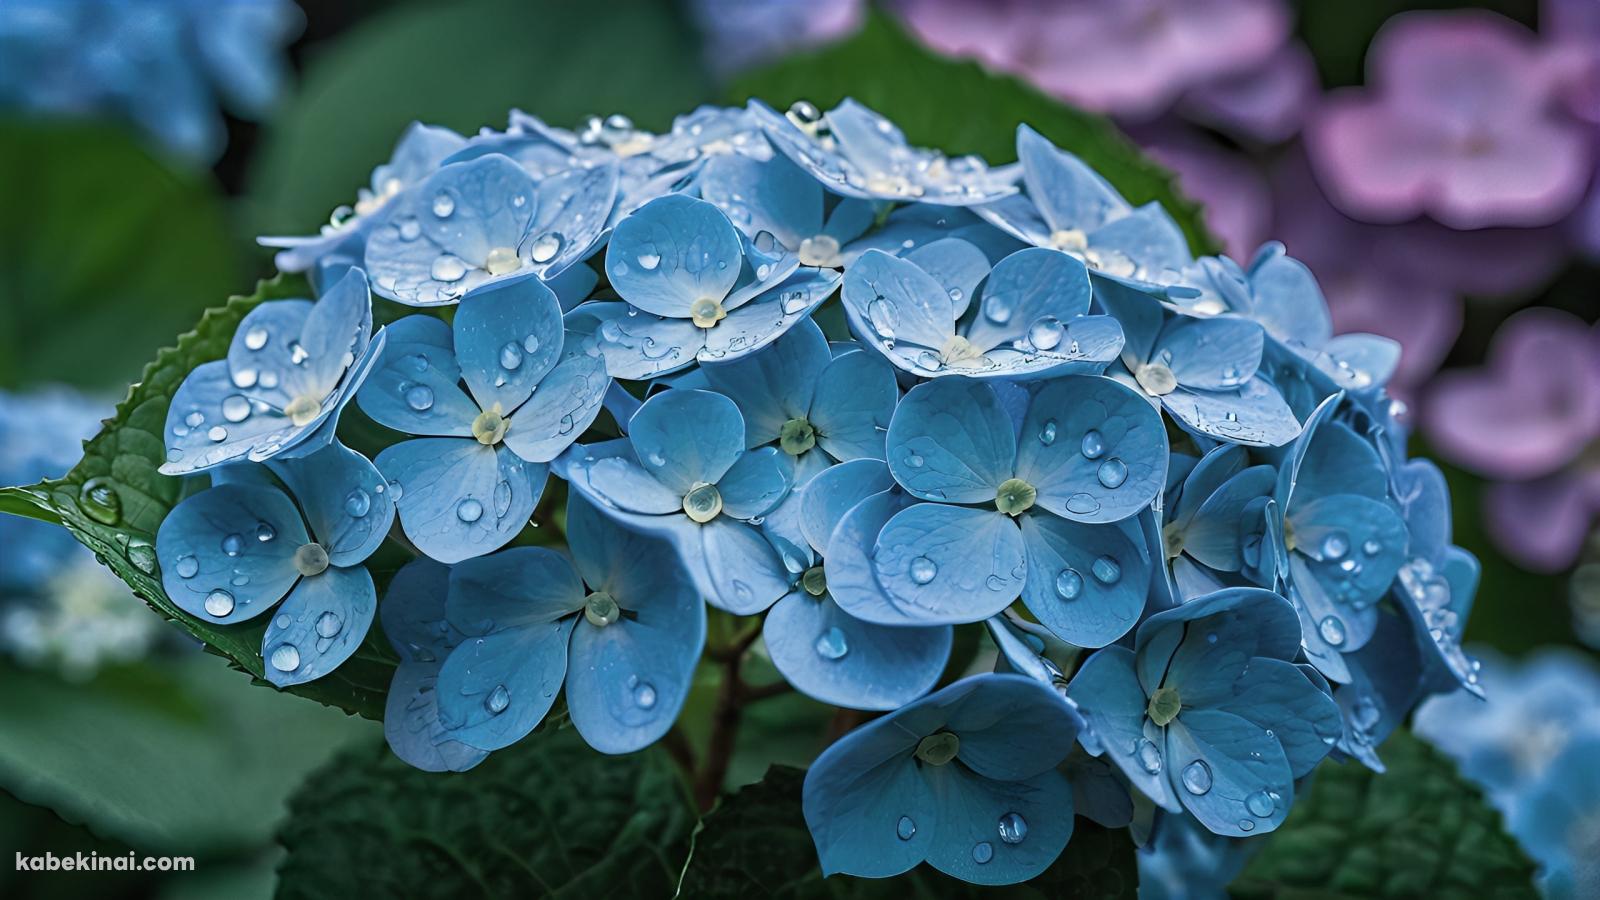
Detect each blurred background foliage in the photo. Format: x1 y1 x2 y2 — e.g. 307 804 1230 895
0 0 1593 896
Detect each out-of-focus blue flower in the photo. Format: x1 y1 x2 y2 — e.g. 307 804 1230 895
434 495 705 754
378 557 487 773
260 122 468 291
689 0 862 77
977 126 1193 293
161 269 384 475
558 388 793 613
699 318 897 485
842 245 1126 380
762 458 952 710
802 673 1082 885
0 0 302 162
1160 443 1276 600
582 193 841 378
364 154 618 306
749 98 1020 205
1067 588 1342 837
1096 279 1301 447
1137 810 1255 900
155 440 394 686
360 274 607 563
825 376 1163 643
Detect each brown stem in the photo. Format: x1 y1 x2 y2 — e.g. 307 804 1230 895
825 706 866 744
741 679 794 703
694 651 744 811
661 725 696 782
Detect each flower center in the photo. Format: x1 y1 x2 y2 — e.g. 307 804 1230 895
690 297 726 329
779 418 817 455
797 234 842 267
995 478 1037 516
1135 362 1178 396
1162 521 1186 560
283 394 321 427
801 565 827 597
484 246 521 276
1049 228 1088 253
1147 685 1182 727
914 731 960 766
293 542 330 577
682 481 722 523
583 591 621 627
471 404 509 445
939 334 983 366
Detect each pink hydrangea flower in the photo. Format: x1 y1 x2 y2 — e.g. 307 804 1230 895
1180 42 1320 143
1306 11 1593 229
1424 309 1600 572
894 0 1290 121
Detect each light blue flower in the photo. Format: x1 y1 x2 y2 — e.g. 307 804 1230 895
361 274 607 564
583 193 840 378
841 246 1125 380
828 376 1163 642
1067 587 1342 837
699 318 897 486
1161 443 1276 601
154 440 394 687
1096 278 1302 447
378 557 487 773
1178 243 1332 347
434 495 705 754
161 268 383 475
260 121 467 289
558 388 793 614
697 149 882 266
749 98 1019 205
1389 458 1482 698
802 673 1081 885
364 153 617 306
976 125 1192 294
761 458 952 710
1267 396 1409 681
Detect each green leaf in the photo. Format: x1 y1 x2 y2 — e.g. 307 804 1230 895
0 273 396 719
249 0 713 238
275 728 696 899
0 120 241 391
727 14 1220 256
677 765 1137 898
0 655 374 856
1231 730 1540 899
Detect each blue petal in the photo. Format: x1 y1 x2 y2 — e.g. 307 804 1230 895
605 194 742 318
356 315 477 437
825 490 925 625
452 273 564 412
528 161 618 278
260 564 377 687
922 764 1075 886
549 261 599 312
871 504 1024 624
377 557 462 663
376 438 547 564
698 266 839 363
1183 466 1276 572
701 317 830 446
156 483 306 624
162 360 309 473
1065 646 1178 811
1014 125 1127 233
764 591 950 710
225 297 315 407
717 446 793 520
1146 589 1304 706
268 441 394 566
1286 494 1408 650
943 674 1084 780
809 348 898 462
446 547 585 633
903 238 991 321
628 389 745 495
799 458 894 556
1171 444 1249 527
435 616 576 751
501 330 609 464
384 662 488 773
563 453 682 515
698 151 821 248
1015 375 1166 523
295 269 375 397
1019 514 1147 647
1290 418 1387 505
696 517 793 614
1165 708 1295 837
841 249 957 354
1163 378 1302 448
1087 204 1191 281
1211 657 1341 779
803 735 934 880
578 301 703 380
1153 316 1263 392
1241 243 1332 346
964 247 1092 352
1093 278 1164 365
887 379 1016 503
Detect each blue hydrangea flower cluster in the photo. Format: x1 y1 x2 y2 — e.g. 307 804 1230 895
0 0 302 162
151 99 1479 885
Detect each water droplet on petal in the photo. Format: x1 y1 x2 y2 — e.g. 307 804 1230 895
1246 790 1276 817
1026 316 1063 350
1136 738 1162 774
896 815 916 840
634 681 657 709
531 233 562 263
456 499 484 523
204 589 234 617
972 842 994 864
1080 430 1106 459
256 522 276 542
208 425 228 442
500 341 524 370
269 643 300 672
1182 760 1213 795
1055 568 1083 600
1097 457 1128 489
1319 615 1347 647
909 556 937 584
1321 531 1349 560
1091 556 1121 584
432 192 455 217
315 611 342 638
814 627 849 660
404 384 434 411
176 554 199 578
344 488 371 518
485 684 510 714
221 533 244 557
997 812 1028 844
243 327 269 351
1038 419 1057 446
431 255 468 282
222 394 251 423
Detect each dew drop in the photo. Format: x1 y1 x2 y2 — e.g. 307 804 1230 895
456 498 484 523
1097 457 1128 489
404 384 434 412
221 533 244 557
1091 555 1121 584
896 815 916 840
1362 539 1382 556
315 611 342 638
485 684 510 714
269 643 300 672
814 626 849 660
1136 738 1162 774
204 589 234 617
972 842 994 864
208 425 228 442
1182 760 1213 795
222 394 251 423
432 192 455 217
500 341 524 370
1055 568 1083 600
1026 316 1063 350
397 216 421 241
176 554 199 578
636 252 661 271
256 522 276 542
997 812 1028 845
431 255 468 282
77 478 121 525
1246 790 1276 817
344 488 371 518
1321 531 1349 560
909 556 937 584
531 233 562 264
243 326 269 351
1080 430 1105 460
1038 419 1057 446
1319 615 1347 647
634 681 658 709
